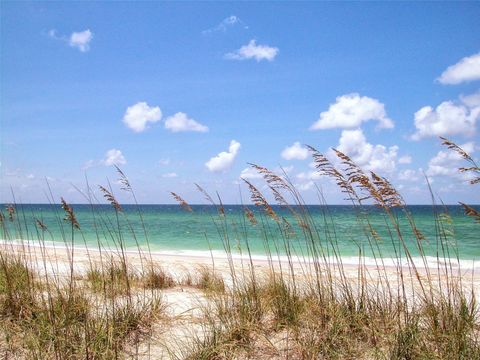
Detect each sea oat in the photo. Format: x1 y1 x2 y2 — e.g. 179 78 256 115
195 183 215 205
114 165 132 192
413 226 426 241
440 137 480 185
440 137 473 161
60 197 80 229
244 207 257 225
248 163 292 206
248 163 290 190
306 145 358 201
242 178 278 221
170 192 193 212
99 185 123 212
459 202 480 224
332 148 382 204
370 172 404 208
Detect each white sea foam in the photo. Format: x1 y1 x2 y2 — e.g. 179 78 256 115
2 239 478 270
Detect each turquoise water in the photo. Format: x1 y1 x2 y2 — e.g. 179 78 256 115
1 204 479 261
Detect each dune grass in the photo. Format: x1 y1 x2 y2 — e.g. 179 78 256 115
0 250 165 358
0 137 479 359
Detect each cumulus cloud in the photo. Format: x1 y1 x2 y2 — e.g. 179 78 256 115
69 30 93 52
398 169 419 182
164 112 209 133
334 129 399 173
123 102 162 133
162 172 178 178
205 140 241 172
426 142 475 180
281 142 309 160
240 167 263 179
460 90 480 108
398 155 412 164
202 15 247 34
437 52 480 85
411 94 480 140
310 93 394 130
225 40 278 62
296 171 322 181
102 149 126 166
296 181 315 191
48 29 93 52
47 29 62 42
159 158 170 166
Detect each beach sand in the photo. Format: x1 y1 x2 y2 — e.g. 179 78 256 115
2 240 479 358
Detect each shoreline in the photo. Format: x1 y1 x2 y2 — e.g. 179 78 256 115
2 238 479 271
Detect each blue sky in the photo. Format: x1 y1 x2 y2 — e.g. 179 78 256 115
1 2 479 204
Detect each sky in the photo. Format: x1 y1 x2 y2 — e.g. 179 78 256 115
1 2 480 205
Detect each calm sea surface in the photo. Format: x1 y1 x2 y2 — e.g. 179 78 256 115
1 204 479 261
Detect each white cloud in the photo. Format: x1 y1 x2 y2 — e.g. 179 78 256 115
460 90 480 108
437 52 480 85
225 40 278 62
48 29 59 39
281 142 309 160
164 112 208 133
426 142 475 180
102 149 126 166
438 184 461 194
297 181 315 191
205 140 241 172
398 169 419 182
26 174 35 180
310 93 394 130
123 102 162 133
411 95 480 140
296 171 322 181
398 155 412 164
202 15 247 34
159 158 170 166
69 30 93 52
162 172 178 178
334 129 399 173
240 167 263 179
48 29 93 52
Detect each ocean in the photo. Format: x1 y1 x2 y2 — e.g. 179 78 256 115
1 204 479 265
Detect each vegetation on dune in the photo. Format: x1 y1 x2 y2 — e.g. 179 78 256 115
0 137 479 359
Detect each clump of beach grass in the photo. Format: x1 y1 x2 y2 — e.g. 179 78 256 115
192 266 225 294
86 259 137 297
0 253 36 319
144 264 176 289
0 253 164 358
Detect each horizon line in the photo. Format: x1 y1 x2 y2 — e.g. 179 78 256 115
1 202 478 207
